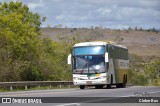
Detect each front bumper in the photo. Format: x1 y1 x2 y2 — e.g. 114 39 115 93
73 79 108 85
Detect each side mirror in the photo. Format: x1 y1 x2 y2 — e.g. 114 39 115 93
105 52 109 62
67 54 72 64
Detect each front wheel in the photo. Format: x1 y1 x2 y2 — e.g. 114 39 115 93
80 85 85 89
106 84 111 89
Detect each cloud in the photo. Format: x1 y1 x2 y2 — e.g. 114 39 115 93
3 0 159 29
97 8 112 16
27 2 44 10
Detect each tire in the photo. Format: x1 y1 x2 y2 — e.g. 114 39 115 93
107 84 111 89
116 83 121 88
80 85 85 89
123 75 126 88
116 75 126 88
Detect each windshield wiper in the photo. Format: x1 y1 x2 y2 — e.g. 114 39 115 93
89 66 99 74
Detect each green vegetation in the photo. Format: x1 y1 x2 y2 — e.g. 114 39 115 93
0 1 72 82
127 26 159 33
0 85 77 92
129 54 160 86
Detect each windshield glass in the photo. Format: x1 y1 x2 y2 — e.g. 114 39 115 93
74 46 105 55
73 55 105 74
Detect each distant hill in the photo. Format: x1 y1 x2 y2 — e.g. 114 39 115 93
41 28 160 57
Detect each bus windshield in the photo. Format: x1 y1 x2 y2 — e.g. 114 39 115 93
74 46 105 55
73 55 105 74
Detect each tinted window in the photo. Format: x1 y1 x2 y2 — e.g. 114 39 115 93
74 46 105 55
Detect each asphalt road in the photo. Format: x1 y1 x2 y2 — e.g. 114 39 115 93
0 86 160 106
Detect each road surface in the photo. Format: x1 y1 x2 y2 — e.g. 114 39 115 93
0 86 160 106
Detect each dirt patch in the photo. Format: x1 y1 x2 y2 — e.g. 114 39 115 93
41 28 160 57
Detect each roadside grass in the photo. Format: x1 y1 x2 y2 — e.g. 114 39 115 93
147 79 160 86
0 85 78 92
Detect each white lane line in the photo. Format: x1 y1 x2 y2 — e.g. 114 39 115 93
118 90 160 97
148 91 160 94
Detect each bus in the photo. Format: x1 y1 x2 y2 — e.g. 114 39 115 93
67 41 129 89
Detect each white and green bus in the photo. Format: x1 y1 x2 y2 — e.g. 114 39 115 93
68 41 129 89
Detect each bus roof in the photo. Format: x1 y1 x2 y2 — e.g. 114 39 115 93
74 41 108 47
74 41 127 49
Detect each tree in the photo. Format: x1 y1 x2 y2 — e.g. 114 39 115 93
0 1 45 81
0 1 73 82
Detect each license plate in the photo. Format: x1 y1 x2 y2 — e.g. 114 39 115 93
86 81 92 84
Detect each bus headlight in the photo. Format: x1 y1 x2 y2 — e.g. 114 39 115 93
73 77 80 80
98 76 107 79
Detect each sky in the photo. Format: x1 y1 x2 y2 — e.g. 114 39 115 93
1 0 160 29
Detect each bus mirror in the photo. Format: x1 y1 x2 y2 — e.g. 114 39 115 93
67 54 72 64
105 52 109 62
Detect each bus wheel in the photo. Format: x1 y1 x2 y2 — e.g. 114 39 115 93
116 75 126 88
107 84 111 89
116 84 120 88
80 85 85 89
123 75 126 88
